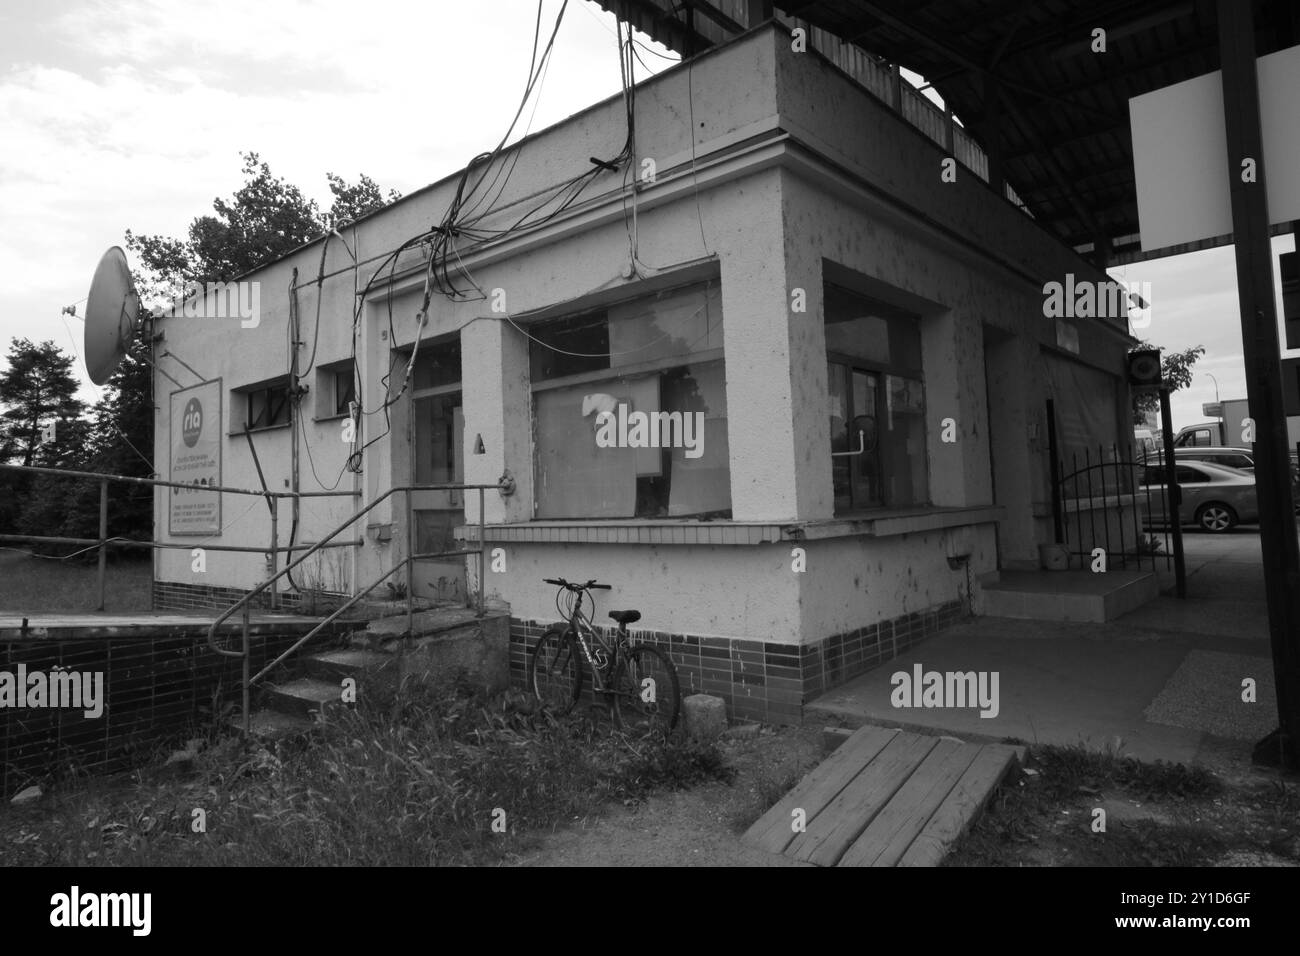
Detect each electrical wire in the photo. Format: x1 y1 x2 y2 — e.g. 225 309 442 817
316 0 643 475
494 281 719 360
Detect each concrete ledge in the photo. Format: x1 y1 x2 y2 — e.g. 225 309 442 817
459 506 1004 547
980 570 1158 623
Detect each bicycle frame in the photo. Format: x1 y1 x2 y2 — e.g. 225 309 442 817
559 588 628 694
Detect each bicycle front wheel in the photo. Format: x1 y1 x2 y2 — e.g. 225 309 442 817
612 645 681 733
529 626 584 715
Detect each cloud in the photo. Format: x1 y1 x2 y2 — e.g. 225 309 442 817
0 0 677 400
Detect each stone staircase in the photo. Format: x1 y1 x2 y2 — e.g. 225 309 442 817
237 605 512 738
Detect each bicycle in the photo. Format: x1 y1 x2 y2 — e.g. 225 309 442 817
528 577 681 732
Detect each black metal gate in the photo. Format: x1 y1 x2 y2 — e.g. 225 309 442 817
1053 445 1173 574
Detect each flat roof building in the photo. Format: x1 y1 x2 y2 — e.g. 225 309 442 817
150 23 1135 724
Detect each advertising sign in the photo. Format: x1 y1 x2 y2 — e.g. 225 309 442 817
169 379 222 535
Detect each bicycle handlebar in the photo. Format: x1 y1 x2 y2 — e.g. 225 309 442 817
543 577 611 590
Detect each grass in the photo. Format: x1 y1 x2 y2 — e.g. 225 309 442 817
945 743 1299 867
0 550 152 613
0 679 734 866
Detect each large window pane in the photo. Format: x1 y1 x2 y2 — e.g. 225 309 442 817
529 313 609 382
534 361 730 519
531 281 728 520
824 284 922 372
608 283 723 367
825 280 927 513
413 339 461 391
535 382 637 518
881 374 926 507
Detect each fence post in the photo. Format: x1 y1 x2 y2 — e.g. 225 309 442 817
477 487 485 618
242 600 251 735
269 501 278 611
1047 400 1063 542
406 488 414 639
1158 387 1187 597
97 479 108 612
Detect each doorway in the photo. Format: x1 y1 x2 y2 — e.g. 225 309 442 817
408 339 465 605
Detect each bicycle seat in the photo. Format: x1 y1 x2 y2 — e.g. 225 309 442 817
608 610 641 625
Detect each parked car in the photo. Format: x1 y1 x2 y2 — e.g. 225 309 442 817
1139 459 1259 532
1142 446 1300 511
1142 446 1256 471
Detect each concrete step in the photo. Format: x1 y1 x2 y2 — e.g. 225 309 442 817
979 569 1158 622
262 677 346 719
232 709 316 740
304 648 395 681
358 606 487 647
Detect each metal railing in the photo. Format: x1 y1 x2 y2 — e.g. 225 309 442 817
203 482 500 733
1053 445 1171 574
0 462 358 610
1 463 502 733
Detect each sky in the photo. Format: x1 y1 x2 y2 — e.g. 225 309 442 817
0 0 1293 433
0 0 677 406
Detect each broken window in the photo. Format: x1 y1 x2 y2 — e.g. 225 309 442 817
529 280 729 520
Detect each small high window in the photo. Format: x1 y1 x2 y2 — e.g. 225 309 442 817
234 377 291 432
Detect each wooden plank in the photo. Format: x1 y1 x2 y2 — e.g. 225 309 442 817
838 738 978 867
789 732 938 867
742 726 899 854
897 744 1019 867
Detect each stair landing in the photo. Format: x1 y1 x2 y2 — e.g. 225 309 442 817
979 569 1158 623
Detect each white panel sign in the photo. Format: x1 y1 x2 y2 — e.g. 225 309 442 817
1130 43 1300 251
169 379 222 535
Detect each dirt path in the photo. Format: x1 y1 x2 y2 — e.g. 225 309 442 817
510 725 823 867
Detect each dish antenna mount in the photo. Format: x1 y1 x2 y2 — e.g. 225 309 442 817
84 246 141 385
82 246 189 388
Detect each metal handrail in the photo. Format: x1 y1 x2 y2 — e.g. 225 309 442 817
0 461 354 499
247 563 408 686
205 481 498 732
0 461 357 610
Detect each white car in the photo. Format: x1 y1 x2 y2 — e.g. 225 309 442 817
1140 459 1259 532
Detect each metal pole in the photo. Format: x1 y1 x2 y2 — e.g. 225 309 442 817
1047 400 1062 542
1158 388 1186 598
477 487 485 618
405 488 414 639
269 502 279 611
1218 0 1300 768
97 479 108 611
242 600 251 735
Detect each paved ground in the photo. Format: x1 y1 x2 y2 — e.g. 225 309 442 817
807 527 1276 770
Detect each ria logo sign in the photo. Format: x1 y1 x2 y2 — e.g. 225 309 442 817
182 398 203 448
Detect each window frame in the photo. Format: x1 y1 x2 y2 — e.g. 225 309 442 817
527 279 729 521
826 338 928 515
231 376 292 435
315 360 356 422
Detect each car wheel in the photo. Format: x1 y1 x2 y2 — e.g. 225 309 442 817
1195 502 1237 533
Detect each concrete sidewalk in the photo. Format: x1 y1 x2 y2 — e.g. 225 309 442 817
807 529 1275 769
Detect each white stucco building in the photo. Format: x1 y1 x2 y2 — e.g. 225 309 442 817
150 23 1134 723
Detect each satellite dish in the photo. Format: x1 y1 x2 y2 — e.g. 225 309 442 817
84 246 140 384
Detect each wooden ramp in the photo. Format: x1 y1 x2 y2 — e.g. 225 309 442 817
743 727 1023 867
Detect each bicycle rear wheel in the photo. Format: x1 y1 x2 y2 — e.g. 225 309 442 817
529 626 584 715
612 645 680 733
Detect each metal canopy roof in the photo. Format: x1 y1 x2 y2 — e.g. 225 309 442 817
599 0 1299 265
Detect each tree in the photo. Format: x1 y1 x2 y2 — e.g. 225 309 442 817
0 339 91 541
55 350 155 548
127 153 401 296
1131 341 1206 426
326 172 400 226
127 151 320 290
0 339 88 469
